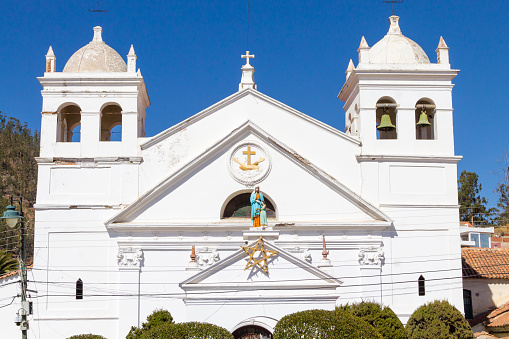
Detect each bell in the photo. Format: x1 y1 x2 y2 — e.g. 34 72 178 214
416 110 431 127
377 113 396 132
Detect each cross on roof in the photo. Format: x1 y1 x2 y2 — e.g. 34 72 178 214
89 1 108 26
241 51 255 65
383 0 403 16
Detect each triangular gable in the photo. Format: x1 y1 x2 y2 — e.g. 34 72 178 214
105 121 392 226
179 239 342 292
140 88 360 150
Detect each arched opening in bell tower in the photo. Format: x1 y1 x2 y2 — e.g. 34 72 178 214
57 104 81 142
415 98 436 140
375 97 397 140
100 104 122 141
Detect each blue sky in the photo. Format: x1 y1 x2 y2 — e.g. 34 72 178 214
1 0 508 208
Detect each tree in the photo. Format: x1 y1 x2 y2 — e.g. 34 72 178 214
405 300 474 339
127 309 174 339
458 170 494 226
273 309 383 339
495 153 509 226
339 302 406 339
0 250 17 275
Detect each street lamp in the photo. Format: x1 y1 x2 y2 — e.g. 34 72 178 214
2 196 29 339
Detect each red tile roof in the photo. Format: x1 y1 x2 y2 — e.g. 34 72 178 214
462 248 509 279
0 264 32 282
470 301 509 331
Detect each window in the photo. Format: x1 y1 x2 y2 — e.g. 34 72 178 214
76 278 83 300
222 193 276 219
418 275 425 296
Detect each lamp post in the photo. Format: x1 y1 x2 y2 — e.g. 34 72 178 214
2 196 28 339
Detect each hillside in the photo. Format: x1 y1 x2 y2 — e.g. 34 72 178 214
0 112 39 261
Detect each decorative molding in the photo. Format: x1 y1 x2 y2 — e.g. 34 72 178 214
358 246 384 266
284 246 312 263
117 247 143 269
196 247 220 268
226 140 272 187
356 155 462 163
36 157 143 164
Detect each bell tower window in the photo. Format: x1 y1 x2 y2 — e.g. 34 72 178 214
376 98 397 140
57 104 81 142
100 104 122 141
415 99 435 140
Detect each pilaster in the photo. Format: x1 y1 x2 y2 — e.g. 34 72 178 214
117 247 143 337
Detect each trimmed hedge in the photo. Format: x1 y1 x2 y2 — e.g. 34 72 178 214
127 309 174 339
139 321 234 339
67 335 106 339
405 300 475 339
273 309 383 339
338 302 406 339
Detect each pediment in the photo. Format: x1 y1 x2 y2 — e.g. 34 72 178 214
105 121 392 227
179 239 342 292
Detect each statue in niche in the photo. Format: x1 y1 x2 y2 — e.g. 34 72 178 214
250 186 264 227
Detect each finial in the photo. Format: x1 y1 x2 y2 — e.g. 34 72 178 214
322 236 329 260
127 45 137 73
436 36 450 65
93 26 103 43
437 36 448 49
239 51 256 91
46 46 55 57
45 46 56 73
190 246 197 262
357 37 370 64
345 59 355 80
358 36 370 50
387 16 402 35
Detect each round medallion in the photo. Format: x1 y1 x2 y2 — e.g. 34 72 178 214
227 140 271 187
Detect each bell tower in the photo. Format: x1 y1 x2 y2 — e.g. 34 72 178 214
338 15 459 157
38 26 150 159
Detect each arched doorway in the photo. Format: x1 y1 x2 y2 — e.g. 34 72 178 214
232 325 272 339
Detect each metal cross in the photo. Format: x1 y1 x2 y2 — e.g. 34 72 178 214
89 1 108 26
383 0 403 16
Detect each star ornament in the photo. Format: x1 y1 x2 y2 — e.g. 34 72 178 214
241 236 278 274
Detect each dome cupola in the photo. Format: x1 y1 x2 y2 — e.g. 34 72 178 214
63 26 127 73
368 16 430 64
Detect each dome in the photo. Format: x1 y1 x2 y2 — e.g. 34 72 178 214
63 26 127 73
369 16 430 64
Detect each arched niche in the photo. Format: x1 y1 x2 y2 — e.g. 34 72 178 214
221 190 277 220
376 97 397 140
415 98 436 140
57 104 81 142
100 103 122 141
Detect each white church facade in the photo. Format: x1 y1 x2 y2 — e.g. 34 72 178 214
1 15 463 339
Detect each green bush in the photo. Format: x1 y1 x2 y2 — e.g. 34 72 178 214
273 309 383 339
67 335 106 339
405 300 475 339
139 321 234 339
127 309 174 339
338 301 406 339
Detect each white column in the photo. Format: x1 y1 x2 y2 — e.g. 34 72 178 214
39 112 58 157
117 247 143 337
80 111 100 157
121 111 139 156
